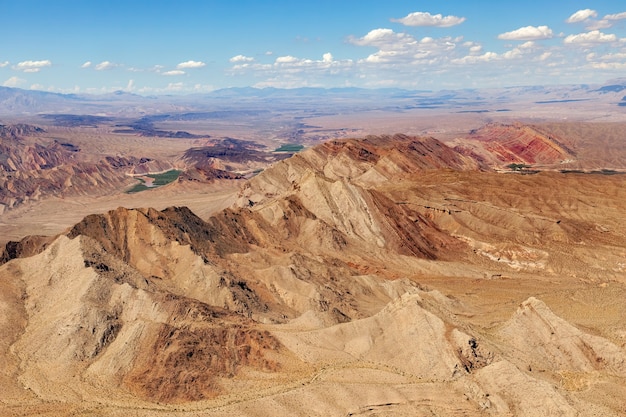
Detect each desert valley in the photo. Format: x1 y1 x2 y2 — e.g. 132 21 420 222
1 81 626 416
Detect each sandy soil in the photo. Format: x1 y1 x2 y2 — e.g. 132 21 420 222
0 180 241 244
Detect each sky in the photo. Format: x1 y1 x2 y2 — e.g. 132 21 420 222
2 0 626 94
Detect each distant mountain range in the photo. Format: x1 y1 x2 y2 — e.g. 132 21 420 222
2 78 626 116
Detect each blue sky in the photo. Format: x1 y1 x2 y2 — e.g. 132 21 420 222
2 0 626 94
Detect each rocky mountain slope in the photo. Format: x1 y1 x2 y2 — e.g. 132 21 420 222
0 124 294 212
452 122 576 168
1 133 626 416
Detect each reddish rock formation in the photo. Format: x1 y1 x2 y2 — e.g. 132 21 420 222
454 122 576 167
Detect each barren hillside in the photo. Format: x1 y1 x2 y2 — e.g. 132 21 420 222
1 132 625 416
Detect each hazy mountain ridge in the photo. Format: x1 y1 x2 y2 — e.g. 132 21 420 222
2 79 626 116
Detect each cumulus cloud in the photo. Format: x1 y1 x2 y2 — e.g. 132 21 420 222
349 29 462 66
14 60 52 73
275 55 299 64
584 11 626 30
230 55 255 63
95 61 117 71
270 53 349 71
228 52 353 84
350 28 413 47
227 17 626 89
590 61 626 69
391 11 466 27
3 76 26 87
81 61 92 69
604 11 626 20
176 60 206 69
463 41 483 54
564 30 618 44
584 51 626 69
498 26 553 41
452 52 499 64
585 20 613 30
566 9 597 23
452 40 544 64
596 52 626 61
0 61 9 68
162 70 186 76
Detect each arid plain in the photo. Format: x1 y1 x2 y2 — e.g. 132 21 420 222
1 84 626 416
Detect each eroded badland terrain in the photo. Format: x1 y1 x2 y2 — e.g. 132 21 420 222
1 83 626 416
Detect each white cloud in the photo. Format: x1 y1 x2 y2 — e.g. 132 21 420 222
3 76 26 87
228 52 354 85
452 51 498 64
350 28 416 48
126 79 135 91
226 17 626 90
0 61 9 68
275 55 299 64
391 11 466 27
176 60 206 69
498 26 553 41
604 12 626 20
586 20 612 30
587 51 626 69
590 62 626 69
14 60 52 73
270 53 351 72
350 29 461 66
193 83 214 92
571 11 626 30
599 52 626 60
538 52 552 61
584 12 626 29
95 61 117 71
463 41 483 54
162 70 186 76
566 9 597 23
230 55 255 63
81 61 92 68
452 40 543 64
564 30 618 44
166 82 184 91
